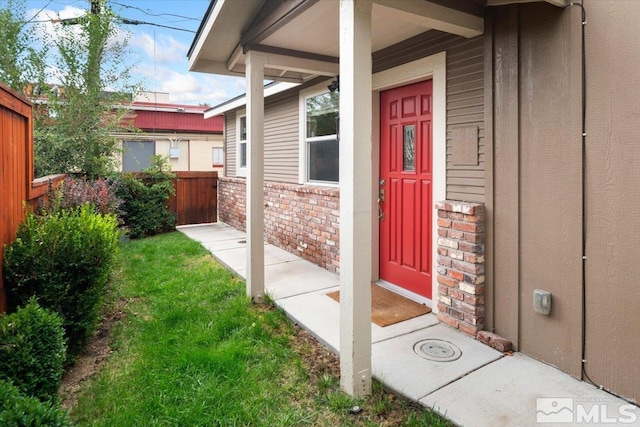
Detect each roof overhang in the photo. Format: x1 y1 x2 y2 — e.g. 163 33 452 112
188 0 485 83
204 81 300 118
487 0 568 6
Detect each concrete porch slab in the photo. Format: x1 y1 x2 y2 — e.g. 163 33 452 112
178 223 245 243
275 287 341 353
275 290 439 355
372 324 503 402
420 352 639 427
263 260 339 300
211 244 300 272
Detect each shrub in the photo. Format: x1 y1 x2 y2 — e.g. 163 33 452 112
116 156 176 239
0 380 73 427
3 205 120 358
39 175 122 217
0 300 66 402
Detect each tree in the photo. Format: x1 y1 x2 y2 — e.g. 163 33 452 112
0 0 48 93
35 0 140 178
0 0 140 178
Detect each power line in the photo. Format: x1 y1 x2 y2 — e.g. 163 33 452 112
119 18 195 33
23 16 195 33
111 1 199 22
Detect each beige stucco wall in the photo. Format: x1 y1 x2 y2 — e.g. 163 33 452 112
119 132 224 173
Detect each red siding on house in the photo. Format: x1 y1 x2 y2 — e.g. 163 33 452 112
132 109 223 133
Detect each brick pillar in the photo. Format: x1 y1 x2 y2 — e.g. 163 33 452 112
435 201 485 336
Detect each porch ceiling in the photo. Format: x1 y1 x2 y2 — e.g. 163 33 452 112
188 0 484 83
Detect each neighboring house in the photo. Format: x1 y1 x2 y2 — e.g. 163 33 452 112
118 92 224 173
188 0 640 402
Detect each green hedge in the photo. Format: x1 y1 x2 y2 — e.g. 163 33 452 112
0 300 66 402
116 160 176 239
0 380 73 427
3 205 119 358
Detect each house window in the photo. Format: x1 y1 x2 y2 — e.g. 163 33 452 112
212 147 224 167
305 90 339 183
236 111 247 176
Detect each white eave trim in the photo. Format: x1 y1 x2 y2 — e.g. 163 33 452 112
204 82 300 118
188 0 226 71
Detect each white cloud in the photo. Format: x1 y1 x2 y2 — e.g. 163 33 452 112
130 32 189 64
134 62 245 105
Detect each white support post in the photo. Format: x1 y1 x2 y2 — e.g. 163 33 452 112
246 51 266 303
339 0 373 397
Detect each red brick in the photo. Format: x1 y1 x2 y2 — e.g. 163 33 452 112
464 314 485 326
438 210 448 218
437 228 448 238
438 285 449 296
437 255 452 267
437 218 452 228
449 289 464 301
448 229 464 240
449 270 464 281
448 212 464 220
438 312 459 329
464 232 484 243
437 275 458 287
453 221 484 233
437 237 459 250
459 322 480 337
464 253 485 264
464 214 485 223
446 307 465 320
453 260 485 275
476 331 513 352
437 247 449 256
465 294 485 306
459 241 484 254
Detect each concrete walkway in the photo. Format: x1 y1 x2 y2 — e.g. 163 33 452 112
178 223 638 427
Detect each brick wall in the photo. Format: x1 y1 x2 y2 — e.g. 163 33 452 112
218 177 340 272
435 200 486 336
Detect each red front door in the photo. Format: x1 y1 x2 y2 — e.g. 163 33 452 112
379 80 433 299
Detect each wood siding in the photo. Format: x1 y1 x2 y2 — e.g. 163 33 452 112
488 3 583 381
582 0 640 402
374 30 485 203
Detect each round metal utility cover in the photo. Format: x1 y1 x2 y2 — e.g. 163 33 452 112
414 339 462 362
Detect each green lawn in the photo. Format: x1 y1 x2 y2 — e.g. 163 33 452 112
70 232 449 426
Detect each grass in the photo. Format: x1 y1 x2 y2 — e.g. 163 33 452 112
70 231 450 426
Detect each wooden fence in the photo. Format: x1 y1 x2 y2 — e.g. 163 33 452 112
169 171 218 226
0 83 64 312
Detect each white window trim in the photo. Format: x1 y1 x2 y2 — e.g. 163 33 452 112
212 146 224 167
298 80 339 187
236 109 247 177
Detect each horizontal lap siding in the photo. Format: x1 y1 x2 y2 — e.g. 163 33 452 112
446 37 485 203
225 112 236 177
263 96 299 183
374 31 485 204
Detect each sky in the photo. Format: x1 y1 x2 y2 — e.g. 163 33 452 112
24 0 247 106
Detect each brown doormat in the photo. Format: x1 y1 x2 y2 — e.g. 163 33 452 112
326 284 431 327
